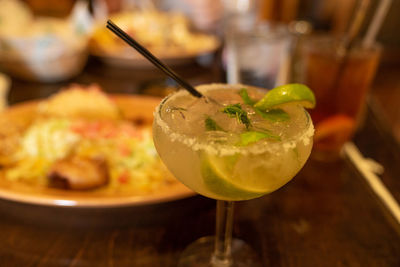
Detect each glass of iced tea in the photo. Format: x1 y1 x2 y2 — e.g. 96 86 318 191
299 35 381 161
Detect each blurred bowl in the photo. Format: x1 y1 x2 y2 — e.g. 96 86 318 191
0 45 88 83
0 17 89 82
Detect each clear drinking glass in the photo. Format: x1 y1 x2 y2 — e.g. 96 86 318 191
225 22 291 88
152 83 314 266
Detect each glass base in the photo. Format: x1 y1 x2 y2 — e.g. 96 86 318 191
177 236 262 267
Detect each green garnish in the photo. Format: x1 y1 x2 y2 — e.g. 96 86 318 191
206 86 310 144
170 107 187 111
237 131 280 146
222 104 251 129
255 108 290 122
239 88 256 105
254 83 316 110
205 116 224 131
239 88 290 122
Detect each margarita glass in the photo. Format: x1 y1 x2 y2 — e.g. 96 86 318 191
153 83 314 266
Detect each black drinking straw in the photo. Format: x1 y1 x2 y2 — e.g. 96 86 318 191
106 20 203 98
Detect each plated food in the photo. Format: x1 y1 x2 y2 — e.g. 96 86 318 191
0 84 193 207
89 10 220 67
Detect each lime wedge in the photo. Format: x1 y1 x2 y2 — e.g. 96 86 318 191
201 154 266 200
254 83 316 110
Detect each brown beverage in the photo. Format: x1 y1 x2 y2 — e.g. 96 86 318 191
301 36 381 160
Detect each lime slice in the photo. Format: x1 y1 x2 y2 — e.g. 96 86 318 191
200 154 267 200
254 83 316 110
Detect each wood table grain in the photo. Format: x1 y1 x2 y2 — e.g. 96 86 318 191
1 56 400 267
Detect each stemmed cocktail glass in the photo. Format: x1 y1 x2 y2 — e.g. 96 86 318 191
153 83 314 266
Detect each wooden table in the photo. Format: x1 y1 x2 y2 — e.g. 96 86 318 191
1 57 400 267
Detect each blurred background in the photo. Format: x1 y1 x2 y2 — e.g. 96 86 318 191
21 0 400 52
0 0 399 146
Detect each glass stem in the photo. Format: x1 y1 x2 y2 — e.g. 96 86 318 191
211 200 234 267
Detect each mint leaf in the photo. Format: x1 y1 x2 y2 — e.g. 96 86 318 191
255 108 290 122
170 107 187 111
239 88 255 105
237 131 280 146
205 116 224 131
222 104 251 129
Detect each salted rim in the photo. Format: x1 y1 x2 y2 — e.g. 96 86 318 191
154 83 314 156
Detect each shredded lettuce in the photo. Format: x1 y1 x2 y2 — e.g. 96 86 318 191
5 118 168 192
